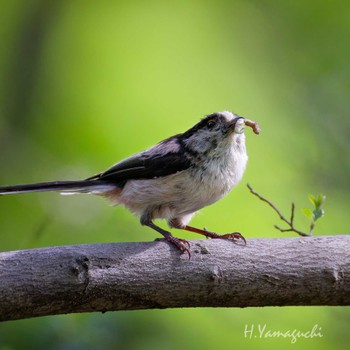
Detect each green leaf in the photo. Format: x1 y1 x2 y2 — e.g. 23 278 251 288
308 194 317 207
313 208 325 221
302 207 313 219
316 194 326 208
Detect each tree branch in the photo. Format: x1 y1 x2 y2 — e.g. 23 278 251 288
0 235 349 321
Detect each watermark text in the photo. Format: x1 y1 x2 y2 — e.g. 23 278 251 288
244 324 323 344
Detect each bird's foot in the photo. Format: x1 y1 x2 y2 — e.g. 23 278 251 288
155 234 191 259
183 226 246 245
209 231 246 245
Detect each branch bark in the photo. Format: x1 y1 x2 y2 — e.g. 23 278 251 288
0 235 349 321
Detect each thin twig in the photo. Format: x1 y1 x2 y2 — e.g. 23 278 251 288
247 183 310 237
290 202 295 224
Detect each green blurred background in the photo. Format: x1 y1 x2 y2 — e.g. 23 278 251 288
0 0 349 349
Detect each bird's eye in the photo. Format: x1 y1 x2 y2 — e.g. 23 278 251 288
207 119 216 128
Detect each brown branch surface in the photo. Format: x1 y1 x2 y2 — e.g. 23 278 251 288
0 235 349 321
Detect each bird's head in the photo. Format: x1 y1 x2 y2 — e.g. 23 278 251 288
181 111 246 156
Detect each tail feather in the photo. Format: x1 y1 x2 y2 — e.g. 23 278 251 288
0 180 115 195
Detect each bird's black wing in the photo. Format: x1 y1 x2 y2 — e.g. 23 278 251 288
87 137 191 185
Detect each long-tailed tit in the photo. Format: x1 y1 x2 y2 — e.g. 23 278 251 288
0 111 260 257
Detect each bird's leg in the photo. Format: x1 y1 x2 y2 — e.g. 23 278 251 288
182 225 246 245
142 218 191 258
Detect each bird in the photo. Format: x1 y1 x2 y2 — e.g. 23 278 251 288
0 111 260 257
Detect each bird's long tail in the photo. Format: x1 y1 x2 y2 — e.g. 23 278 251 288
0 180 115 196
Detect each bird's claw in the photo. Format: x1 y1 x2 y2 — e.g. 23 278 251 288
220 232 246 245
156 236 191 259
169 237 191 259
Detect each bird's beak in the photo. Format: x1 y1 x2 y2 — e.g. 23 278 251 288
228 117 245 134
